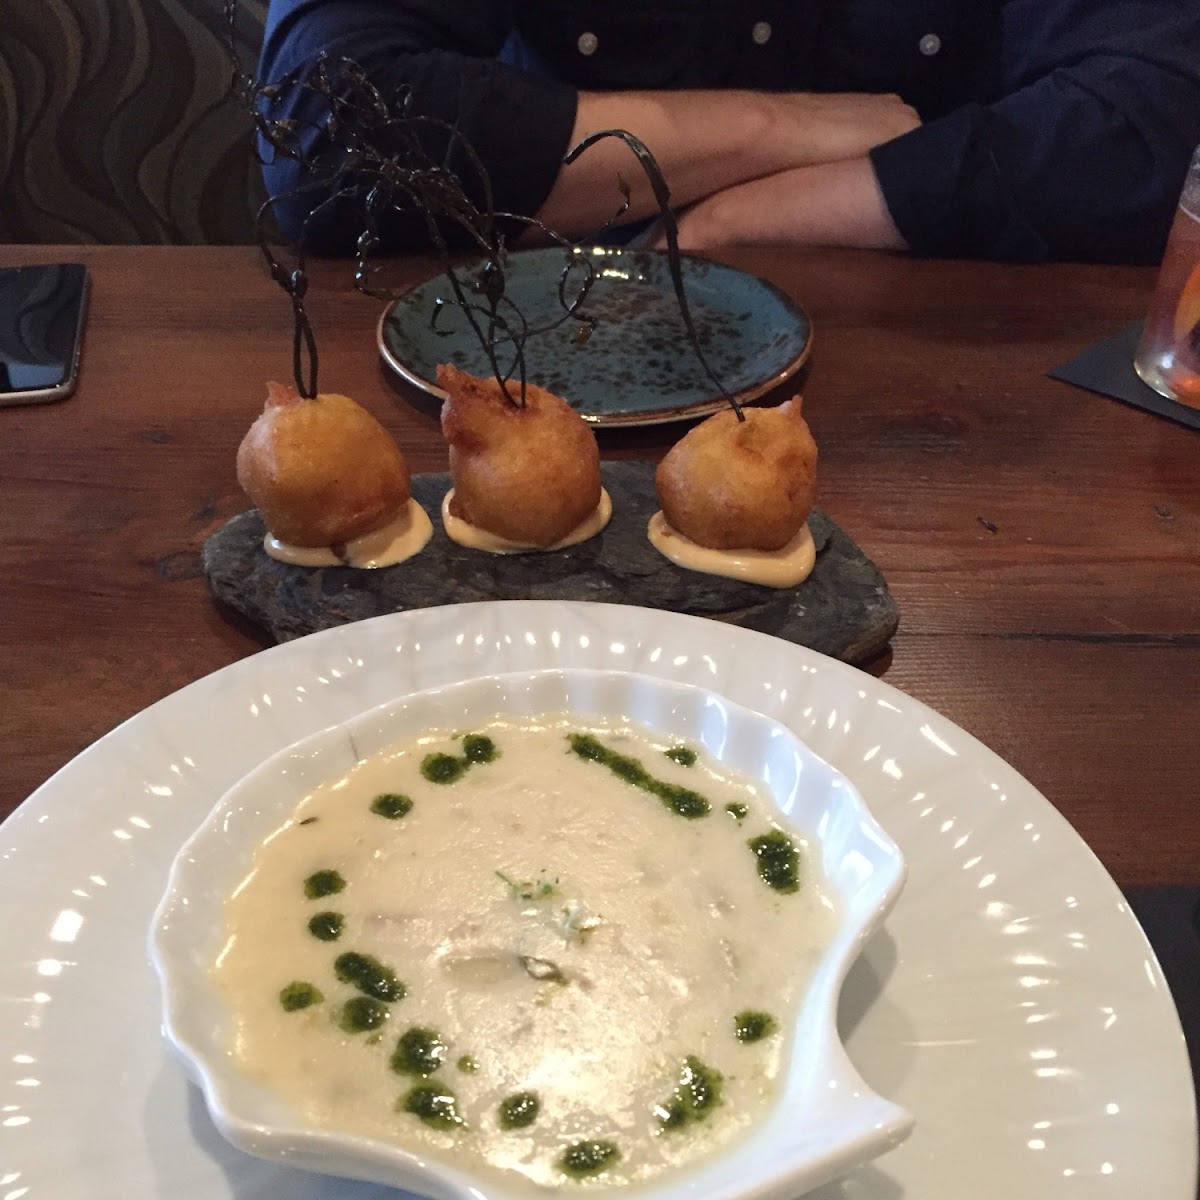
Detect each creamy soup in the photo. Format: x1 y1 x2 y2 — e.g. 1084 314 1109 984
214 714 837 1191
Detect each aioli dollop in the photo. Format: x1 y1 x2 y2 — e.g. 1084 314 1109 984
441 489 612 554
264 498 433 569
647 512 816 588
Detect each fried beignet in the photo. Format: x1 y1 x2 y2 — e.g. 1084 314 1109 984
236 381 412 548
439 363 604 548
655 399 817 552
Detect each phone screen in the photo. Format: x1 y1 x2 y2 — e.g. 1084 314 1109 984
0 263 89 401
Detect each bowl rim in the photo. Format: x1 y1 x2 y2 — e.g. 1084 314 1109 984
149 665 912 1200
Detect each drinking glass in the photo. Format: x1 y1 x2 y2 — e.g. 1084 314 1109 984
1134 144 1200 408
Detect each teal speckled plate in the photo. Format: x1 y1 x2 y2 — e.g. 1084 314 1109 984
377 247 811 427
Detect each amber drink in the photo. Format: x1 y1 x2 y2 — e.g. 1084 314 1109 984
1134 146 1200 408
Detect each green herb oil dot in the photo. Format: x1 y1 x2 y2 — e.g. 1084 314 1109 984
462 734 497 763
725 802 749 822
657 783 709 818
340 996 388 1033
560 1140 620 1177
657 1097 687 1128
421 752 466 785
279 981 322 1011
655 1056 723 1131
498 1091 540 1129
334 951 405 1002
303 869 345 899
370 792 413 819
400 1084 463 1130
664 745 697 767
456 1055 479 1074
568 734 605 764
734 1010 778 1042
747 830 801 893
391 1026 447 1076
567 733 711 819
307 911 344 941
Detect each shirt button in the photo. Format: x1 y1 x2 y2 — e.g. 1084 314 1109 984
751 21 772 45
918 32 941 56
577 31 598 56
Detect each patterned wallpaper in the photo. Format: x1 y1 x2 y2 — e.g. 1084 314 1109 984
0 0 268 244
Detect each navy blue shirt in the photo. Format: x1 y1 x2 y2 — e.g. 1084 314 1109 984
260 0 1200 263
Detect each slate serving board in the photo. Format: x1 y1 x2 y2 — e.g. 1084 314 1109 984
203 461 898 664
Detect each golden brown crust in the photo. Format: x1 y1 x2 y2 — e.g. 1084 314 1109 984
438 363 601 547
236 382 411 547
655 399 818 552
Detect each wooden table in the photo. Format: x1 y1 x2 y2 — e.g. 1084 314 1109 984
2 243 1198 889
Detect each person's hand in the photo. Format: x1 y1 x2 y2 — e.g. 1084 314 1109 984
536 89 918 239
770 92 921 165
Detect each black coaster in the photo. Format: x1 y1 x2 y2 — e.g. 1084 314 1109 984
1122 886 1200 1135
1049 319 1200 432
203 461 898 664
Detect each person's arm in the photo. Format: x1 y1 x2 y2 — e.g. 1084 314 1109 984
533 90 919 238
651 157 907 253
659 0 1200 263
258 0 918 252
868 0 1200 264
258 0 577 252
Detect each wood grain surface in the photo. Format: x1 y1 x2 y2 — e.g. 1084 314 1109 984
2 244 1197 886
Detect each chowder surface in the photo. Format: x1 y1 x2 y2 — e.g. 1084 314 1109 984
214 713 836 1190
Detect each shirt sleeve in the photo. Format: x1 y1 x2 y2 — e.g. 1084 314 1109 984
257 0 579 254
869 0 1200 264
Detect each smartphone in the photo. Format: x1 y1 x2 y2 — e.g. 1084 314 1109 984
0 263 89 407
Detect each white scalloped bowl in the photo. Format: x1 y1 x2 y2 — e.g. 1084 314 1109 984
150 667 912 1200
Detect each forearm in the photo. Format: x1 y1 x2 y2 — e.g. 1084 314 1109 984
535 90 918 238
665 158 907 253
260 1 920 253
